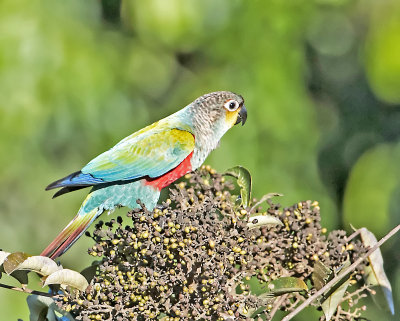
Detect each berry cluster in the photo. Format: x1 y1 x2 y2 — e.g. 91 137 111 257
57 167 367 321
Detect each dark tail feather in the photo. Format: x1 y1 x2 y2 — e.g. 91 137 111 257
46 170 103 192
52 186 90 198
46 171 85 190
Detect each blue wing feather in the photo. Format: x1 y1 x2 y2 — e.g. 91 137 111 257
46 171 104 190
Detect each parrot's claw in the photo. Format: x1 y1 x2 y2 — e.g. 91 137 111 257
156 204 167 211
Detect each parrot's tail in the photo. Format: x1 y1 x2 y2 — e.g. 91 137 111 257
40 207 99 259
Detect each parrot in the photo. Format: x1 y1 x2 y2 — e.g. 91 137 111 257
41 91 247 259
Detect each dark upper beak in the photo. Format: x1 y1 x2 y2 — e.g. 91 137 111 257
235 105 247 126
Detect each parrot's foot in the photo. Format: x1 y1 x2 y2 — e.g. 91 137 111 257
155 204 167 211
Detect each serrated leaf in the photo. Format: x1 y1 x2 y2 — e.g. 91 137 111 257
360 227 394 315
247 214 283 229
3 252 31 274
260 277 308 298
44 269 89 291
312 261 333 290
224 166 252 208
320 260 351 321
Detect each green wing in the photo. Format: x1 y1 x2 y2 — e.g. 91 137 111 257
81 127 195 182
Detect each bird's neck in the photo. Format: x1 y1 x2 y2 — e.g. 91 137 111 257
171 105 230 171
191 118 231 170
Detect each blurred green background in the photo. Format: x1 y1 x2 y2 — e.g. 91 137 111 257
0 0 399 320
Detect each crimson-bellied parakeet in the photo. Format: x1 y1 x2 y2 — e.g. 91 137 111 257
41 91 247 258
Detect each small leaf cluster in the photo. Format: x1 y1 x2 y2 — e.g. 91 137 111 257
0 251 88 291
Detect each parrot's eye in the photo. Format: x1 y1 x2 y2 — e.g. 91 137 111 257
224 99 239 112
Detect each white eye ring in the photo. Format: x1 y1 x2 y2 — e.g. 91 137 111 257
224 99 239 111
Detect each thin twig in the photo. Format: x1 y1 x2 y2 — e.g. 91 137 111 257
335 305 342 321
0 282 53 297
282 223 400 321
270 294 288 320
345 228 362 243
340 284 368 302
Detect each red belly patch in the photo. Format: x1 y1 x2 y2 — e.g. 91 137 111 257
144 152 193 190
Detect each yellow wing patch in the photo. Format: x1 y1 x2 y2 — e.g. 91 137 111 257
169 129 195 149
82 128 195 181
118 128 195 167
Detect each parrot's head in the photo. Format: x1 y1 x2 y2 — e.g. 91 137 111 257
190 91 247 136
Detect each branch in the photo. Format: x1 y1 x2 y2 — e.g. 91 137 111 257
270 294 288 320
282 223 400 321
345 228 362 243
0 282 53 297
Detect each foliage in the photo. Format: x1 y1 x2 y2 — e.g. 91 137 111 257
0 251 88 292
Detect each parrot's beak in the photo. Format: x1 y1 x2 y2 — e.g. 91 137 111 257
235 105 247 126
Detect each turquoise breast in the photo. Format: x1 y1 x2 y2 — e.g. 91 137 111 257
81 179 160 215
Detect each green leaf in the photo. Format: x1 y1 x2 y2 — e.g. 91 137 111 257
27 295 58 321
10 270 30 285
80 261 100 282
360 227 394 315
249 193 284 214
239 304 267 319
224 166 252 208
320 260 351 321
247 214 283 229
27 294 76 321
44 269 89 292
321 279 350 321
312 261 333 290
260 277 308 297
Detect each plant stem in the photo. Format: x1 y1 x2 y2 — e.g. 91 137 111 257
270 294 288 320
345 228 361 243
0 282 53 297
281 223 400 321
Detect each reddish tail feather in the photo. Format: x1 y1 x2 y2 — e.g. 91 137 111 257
41 208 99 259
